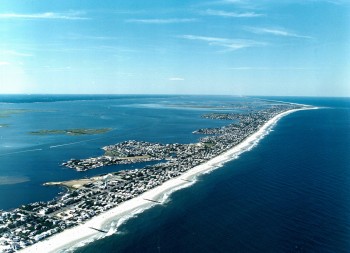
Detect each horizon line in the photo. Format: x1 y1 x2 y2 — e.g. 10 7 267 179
0 93 349 98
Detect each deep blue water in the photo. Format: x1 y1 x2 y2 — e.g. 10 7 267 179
72 97 350 253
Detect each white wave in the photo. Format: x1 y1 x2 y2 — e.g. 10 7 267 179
114 207 150 230
159 180 196 204
59 235 101 253
105 222 117 236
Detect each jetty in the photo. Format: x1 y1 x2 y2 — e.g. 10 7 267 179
143 198 162 204
89 227 107 233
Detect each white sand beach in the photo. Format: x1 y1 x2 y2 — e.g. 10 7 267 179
20 107 316 253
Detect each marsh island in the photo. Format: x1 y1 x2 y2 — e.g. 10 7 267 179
29 128 112 136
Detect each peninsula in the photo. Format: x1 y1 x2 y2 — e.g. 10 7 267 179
0 102 314 253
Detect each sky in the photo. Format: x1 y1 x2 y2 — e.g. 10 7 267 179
0 0 349 96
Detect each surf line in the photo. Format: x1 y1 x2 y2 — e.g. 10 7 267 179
0 148 43 157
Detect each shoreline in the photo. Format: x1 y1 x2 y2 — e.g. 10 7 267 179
20 107 316 253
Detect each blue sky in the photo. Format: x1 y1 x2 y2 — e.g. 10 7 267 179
0 0 349 96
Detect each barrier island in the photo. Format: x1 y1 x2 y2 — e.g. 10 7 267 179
0 101 316 253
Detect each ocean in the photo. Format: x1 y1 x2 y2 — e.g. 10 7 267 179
0 96 349 252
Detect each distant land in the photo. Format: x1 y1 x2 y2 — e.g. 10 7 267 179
29 128 113 136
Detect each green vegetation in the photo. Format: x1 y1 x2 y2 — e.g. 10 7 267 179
30 128 112 136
